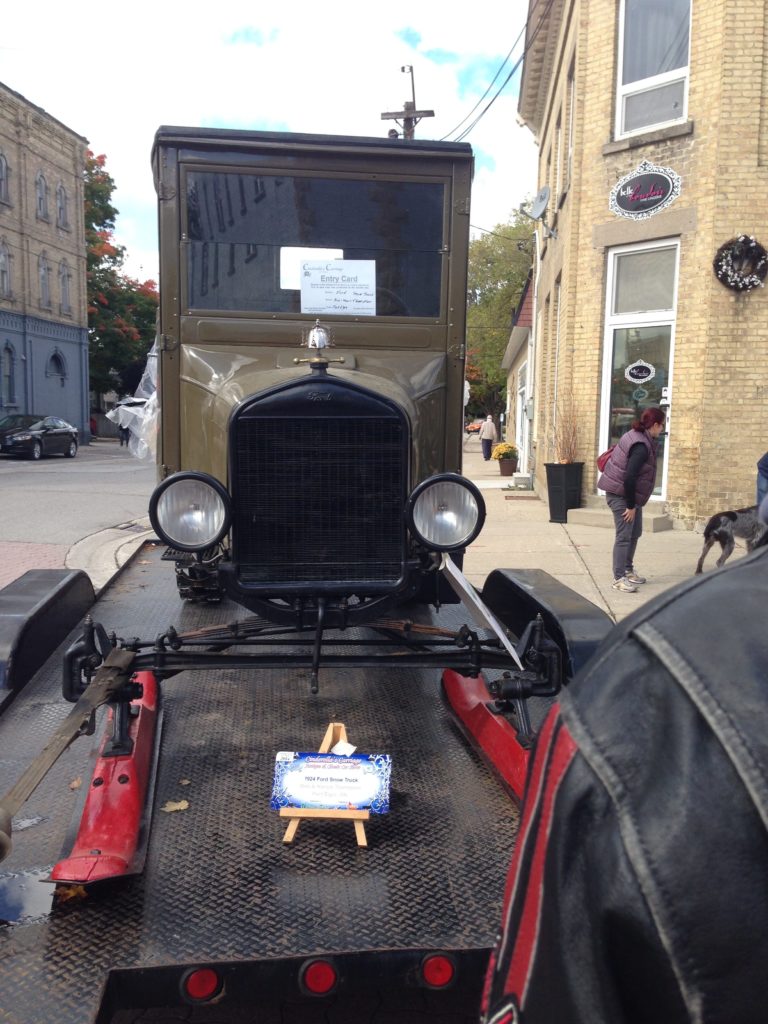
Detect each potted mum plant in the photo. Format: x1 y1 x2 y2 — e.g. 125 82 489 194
491 441 519 476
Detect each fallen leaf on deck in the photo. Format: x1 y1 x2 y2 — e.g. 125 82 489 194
69 777 82 790
55 884 88 903
161 799 189 813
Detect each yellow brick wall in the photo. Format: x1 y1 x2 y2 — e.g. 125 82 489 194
526 0 768 526
0 84 87 328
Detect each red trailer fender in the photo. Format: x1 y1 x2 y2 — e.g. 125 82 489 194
442 669 530 801
51 671 161 884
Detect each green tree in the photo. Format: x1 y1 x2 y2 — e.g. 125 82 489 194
85 152 158 397
466 214 532 420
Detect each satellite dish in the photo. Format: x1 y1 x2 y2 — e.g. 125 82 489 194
529 185 550 221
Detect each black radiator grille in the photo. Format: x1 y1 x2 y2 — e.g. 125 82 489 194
232 416 407 586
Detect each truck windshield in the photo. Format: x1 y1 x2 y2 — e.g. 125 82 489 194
184 171 445 317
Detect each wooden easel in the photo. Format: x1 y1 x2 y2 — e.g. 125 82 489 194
280 722 369 847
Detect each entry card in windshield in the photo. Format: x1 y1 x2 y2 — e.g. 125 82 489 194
300 259 376 315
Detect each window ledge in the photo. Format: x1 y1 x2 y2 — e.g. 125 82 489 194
602 120 694 156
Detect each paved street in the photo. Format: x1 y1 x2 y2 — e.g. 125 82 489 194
0 431 745 621
0 439 155 589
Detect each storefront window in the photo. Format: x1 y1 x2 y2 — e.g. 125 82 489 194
601 240 679 498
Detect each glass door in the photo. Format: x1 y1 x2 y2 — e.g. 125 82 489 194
600 239 679 498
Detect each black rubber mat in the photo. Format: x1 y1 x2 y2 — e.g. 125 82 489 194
0 543 520 1024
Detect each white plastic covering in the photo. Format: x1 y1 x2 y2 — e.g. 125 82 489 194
105 340 159 460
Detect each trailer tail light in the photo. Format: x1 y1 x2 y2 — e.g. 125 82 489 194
421 953 456 988
300 958 338 995
182 966 222 1002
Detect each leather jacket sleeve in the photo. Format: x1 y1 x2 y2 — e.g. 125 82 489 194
482 708 686 1024
483 545 768 1024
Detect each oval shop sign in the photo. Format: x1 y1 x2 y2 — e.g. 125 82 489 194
609 160 681 220
625 359 655 384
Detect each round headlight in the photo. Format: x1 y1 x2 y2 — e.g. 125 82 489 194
149 472 231 552
406 474 486 552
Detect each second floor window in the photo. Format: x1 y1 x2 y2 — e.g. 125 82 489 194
617 0 691 138
36 172 49 220
0 241 11 298
59 259 72 313
39 253 51 307
56 182 69 228
0 153 9 205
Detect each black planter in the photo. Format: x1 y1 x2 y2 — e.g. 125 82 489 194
545 462 584 523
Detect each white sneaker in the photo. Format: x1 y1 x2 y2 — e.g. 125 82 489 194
612 576 638 593
624 570 647 585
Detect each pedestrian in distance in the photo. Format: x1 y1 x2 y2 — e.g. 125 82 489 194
482 497 768 1024
596 407 665 593
479 415 498 461
119 425 130 447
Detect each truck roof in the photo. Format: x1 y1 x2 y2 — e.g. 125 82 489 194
152 124 474 163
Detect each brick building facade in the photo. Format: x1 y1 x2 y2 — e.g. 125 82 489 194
0 82 89 436
517 0 768 526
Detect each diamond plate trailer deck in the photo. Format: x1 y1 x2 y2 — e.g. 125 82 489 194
0 542 523 1024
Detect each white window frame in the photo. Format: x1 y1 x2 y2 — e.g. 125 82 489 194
566 62 576 187
56 182 69 229
615 0 691 140
599 238 680 501
36 172 49 220
38 252 51 308
59 258 72 313
0 152 9 205
0 239 11 298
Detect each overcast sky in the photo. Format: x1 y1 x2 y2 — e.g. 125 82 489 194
1 0 538 283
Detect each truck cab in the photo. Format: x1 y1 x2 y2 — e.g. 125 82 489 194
150 128 477 619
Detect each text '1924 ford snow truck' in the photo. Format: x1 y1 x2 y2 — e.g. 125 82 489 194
0 127 612 1024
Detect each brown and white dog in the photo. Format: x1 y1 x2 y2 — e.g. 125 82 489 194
695 505 767 574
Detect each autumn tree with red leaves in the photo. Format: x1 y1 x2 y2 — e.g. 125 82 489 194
85 152 158 396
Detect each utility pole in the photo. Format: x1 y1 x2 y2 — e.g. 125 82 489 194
381 65 434 140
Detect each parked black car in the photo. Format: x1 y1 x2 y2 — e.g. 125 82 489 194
0 414 78 460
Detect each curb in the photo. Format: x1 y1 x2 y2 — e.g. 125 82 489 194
65 517 157 594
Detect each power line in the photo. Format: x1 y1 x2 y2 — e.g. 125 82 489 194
470 223 533 248
444 0 557 143
439 30 525 142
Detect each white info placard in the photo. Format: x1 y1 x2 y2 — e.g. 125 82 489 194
300 259 376 316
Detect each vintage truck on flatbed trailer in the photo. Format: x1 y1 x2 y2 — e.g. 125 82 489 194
0 129 612 1024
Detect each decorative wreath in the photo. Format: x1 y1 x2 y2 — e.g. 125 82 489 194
713 235 768 292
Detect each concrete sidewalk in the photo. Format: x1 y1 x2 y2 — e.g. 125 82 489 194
460 437 717 622
51 438 744 620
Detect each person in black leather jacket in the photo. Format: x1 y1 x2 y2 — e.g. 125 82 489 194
482 500 768 1024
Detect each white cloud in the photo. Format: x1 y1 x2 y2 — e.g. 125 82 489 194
0 0 538 280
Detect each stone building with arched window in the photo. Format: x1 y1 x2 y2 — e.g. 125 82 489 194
0 81 88 435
